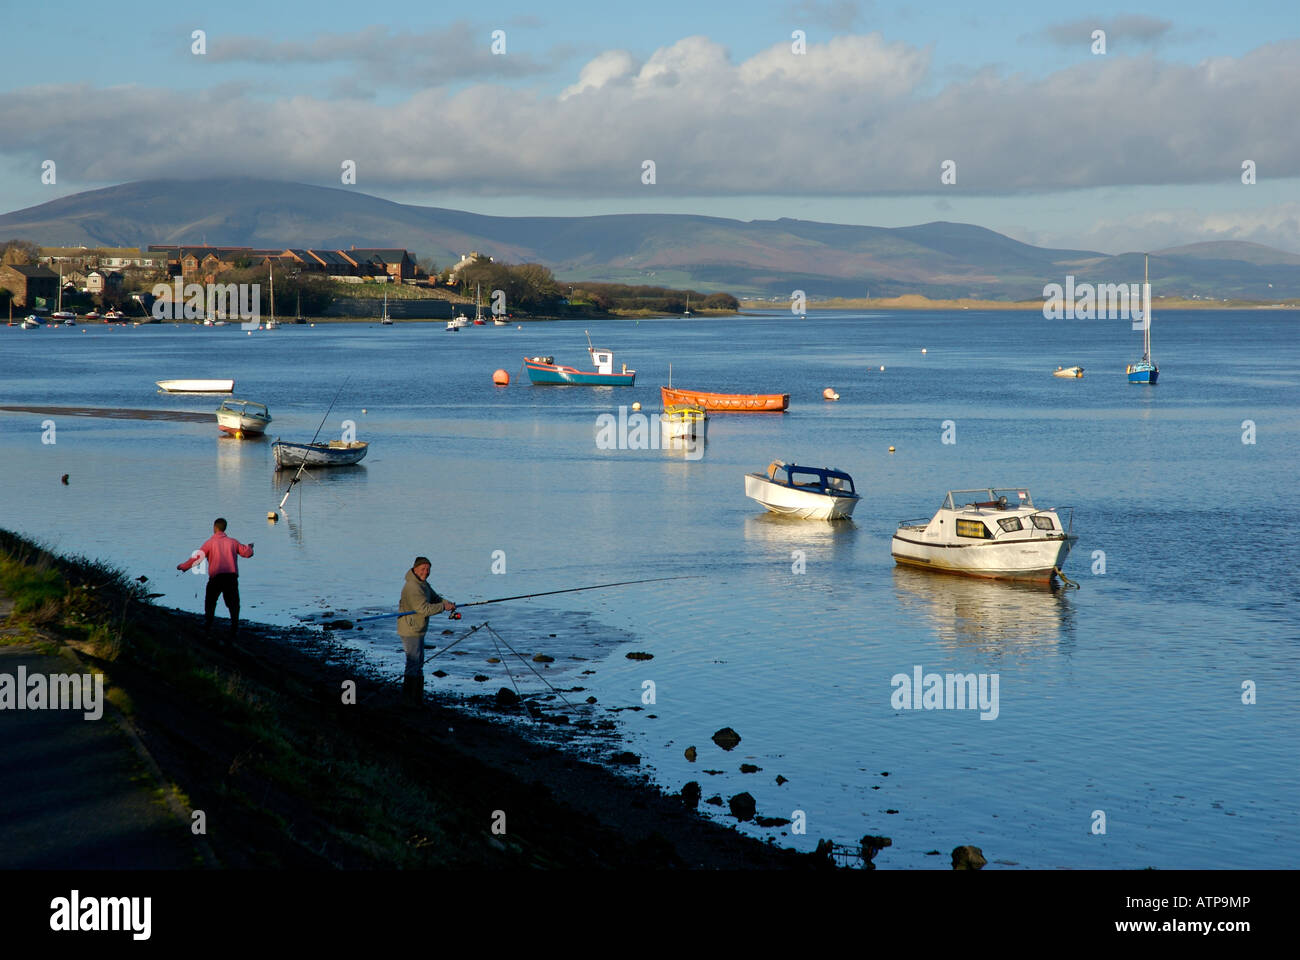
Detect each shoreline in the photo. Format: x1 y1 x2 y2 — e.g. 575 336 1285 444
740 295 1300 311
0 528 841 869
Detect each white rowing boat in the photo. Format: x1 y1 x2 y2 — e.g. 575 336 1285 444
156 379 235 393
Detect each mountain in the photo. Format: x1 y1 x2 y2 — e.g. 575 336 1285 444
3 179 1299 299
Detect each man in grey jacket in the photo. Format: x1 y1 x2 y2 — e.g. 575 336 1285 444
397 557 456 703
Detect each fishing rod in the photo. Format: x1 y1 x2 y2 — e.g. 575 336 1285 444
348 575 693 623
276 377 350 511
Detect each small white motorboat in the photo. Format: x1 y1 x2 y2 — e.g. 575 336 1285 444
1053 365 1083 378
743 460 860 520
156 379 235 393
215 399 272 437
891 488 1075 582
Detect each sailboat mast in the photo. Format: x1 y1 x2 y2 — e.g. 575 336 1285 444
269 263 275 321
1144 254 1152 360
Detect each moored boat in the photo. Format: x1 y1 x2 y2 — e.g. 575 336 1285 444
743 460 860 520
660 404 707 441
1127 254 1159 384
1053 365 1083 378
273 439 369 468
891 488 1075 582
525 333 635 385
661 385 788 412
156 379 235 393
215 399 272 437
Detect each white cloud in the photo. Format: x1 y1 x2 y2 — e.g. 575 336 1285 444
0 34 1296 201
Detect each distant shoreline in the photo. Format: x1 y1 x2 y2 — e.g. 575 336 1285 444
740 295 1300 311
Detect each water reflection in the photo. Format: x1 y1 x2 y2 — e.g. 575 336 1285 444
742 512 859 565
890 565 1072 654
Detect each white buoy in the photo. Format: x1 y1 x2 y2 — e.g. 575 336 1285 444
632 401 641 411
921 348 927 354
889 446 896 453
362 408 367 414
880 365 885 371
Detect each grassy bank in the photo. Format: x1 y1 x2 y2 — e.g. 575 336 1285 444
0 529 835 869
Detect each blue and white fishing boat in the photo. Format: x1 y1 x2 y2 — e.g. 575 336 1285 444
1127 254 1159 384
524 331 635 386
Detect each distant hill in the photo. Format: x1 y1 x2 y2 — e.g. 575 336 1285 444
3 179 1299 299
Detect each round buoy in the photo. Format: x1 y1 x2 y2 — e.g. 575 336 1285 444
247 331 252 336
880 365 885 371
492 369 510 386
921 348 927 354
362 408 367 414
822 387 839 401
310 322 315 327
632 401 641 411
517 325 522 330
267 511 278 522
234 430 244 440
888 446 896 453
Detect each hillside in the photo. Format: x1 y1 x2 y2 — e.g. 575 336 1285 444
3 179 1299 299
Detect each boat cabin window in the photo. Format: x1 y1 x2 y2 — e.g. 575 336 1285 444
1031 515 1057 531
785 467 855 495
997 517 1023 533
956 519 993 539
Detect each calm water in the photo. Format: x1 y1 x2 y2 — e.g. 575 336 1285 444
2 310 1297 868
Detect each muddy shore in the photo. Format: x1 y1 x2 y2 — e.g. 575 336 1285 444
0 529 834 869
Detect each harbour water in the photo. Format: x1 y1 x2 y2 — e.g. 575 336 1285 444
1 310 1297 868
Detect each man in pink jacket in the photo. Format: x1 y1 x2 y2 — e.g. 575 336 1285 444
177 517 254 645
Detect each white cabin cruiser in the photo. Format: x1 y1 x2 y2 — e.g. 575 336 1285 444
743 460 860 520
891 488 1075 582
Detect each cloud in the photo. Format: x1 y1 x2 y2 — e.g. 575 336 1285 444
1 34 1296 200
1038 14 1173 47
1015 203 1300 255
206 22 553 84
785 0 869 32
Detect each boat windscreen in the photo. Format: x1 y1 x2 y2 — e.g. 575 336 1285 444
946 488 1033 509
787 467 855 494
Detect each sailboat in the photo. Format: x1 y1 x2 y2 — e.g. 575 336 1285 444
684 293 691 318
380 290 393 324
51 265 76 323
473 284 486 325
1127 254 1158 384
263 265 279 329
295 291 306 324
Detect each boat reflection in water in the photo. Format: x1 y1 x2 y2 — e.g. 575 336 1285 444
890 565 1072 654
742 511 859 569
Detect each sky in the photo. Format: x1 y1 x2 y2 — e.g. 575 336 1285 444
0 0 1297 253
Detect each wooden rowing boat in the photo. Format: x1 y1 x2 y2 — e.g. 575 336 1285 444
660 386 788 412
273 439 368 468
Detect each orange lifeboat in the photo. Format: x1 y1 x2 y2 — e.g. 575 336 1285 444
660 386 788 412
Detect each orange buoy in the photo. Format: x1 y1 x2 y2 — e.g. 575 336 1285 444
492 369 510 386
822 387 840 401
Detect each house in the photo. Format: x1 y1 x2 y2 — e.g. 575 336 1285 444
448 251 493 283
343 248 415 282
86 269 124 296
0 264 60 308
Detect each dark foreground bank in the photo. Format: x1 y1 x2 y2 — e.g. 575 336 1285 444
0 529 839 869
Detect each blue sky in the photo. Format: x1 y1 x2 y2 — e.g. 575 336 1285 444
1 0 1297 252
